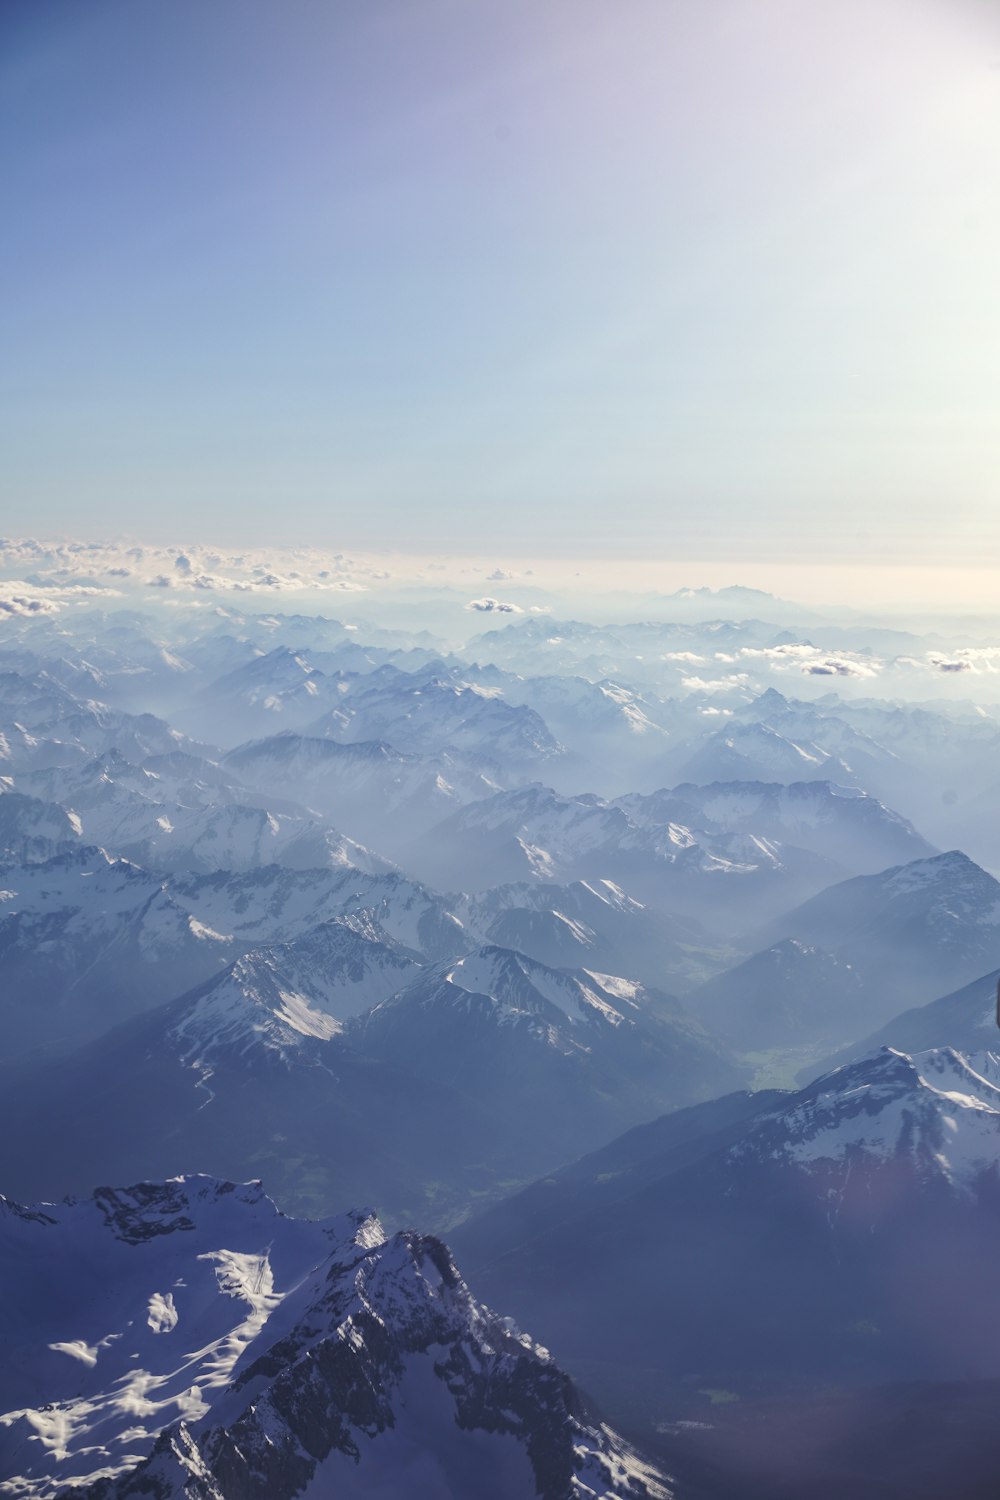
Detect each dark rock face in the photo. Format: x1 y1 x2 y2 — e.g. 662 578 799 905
93 1183 200 1243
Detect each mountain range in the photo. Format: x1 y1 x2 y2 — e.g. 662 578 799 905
0 937 742 1225
6 589 1000 1497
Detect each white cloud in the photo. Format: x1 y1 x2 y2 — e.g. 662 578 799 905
0 591 62 617
737 643 881 679
681 673 751 694
802 658 878 678
466 597 523 614
0 579 123 615
0 538 375 599
924 647 1000 675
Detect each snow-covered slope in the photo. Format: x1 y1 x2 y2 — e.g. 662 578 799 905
0 847 234 1058
169 917 424 1064
12 749 397 877
414 779 870 928
0 1177 668 1500
617 778 934 875
670 721 860 788
457 877 703 990
165 863 465 957
741 1045 1000 1190
0 937 739 1224
0 847 463 1060
414 784 630 889
730 689 898 785
306 662 564 765
0 1177 354 1497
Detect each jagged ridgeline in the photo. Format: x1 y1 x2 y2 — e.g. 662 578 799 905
0 1177 668 1500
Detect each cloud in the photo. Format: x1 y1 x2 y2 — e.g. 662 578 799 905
661 651 705 664
0 579 122 615
466 597 523 614
802 658 879 677
0 591 62 617
737 643 881 679
929 657 973 674
919 648 1000 675
485 568 513 581
681 673 751 694
1 538 378 599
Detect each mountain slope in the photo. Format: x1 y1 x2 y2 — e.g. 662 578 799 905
761 849 1000 1025
221 732 498 857
693 938 866 1052
414 781 845 929
357 945 745 1162
13 747 398 876
168 916 424 1061
458 877 704 991
617 778 934 875
669 722 860 788
0 788 82 864
0 847 234 1059
806 966 1000 1081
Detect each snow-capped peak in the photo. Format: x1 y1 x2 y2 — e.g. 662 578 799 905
745 1046 1000 1193
0 1178 666 1500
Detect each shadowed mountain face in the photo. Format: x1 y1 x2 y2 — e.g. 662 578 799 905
757 850 1000 1028
645 1379 1000 1500
692 937 867 1052
454 1048 1000 1446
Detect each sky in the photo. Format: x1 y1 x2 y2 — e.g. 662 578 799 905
2 0 999 577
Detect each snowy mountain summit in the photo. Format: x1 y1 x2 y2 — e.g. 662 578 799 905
742 1046 1000 1195
0 1176 669 1500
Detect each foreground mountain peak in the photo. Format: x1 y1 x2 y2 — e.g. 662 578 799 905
0 1177 668 1500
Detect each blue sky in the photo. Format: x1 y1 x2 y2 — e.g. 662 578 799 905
2 0 999 566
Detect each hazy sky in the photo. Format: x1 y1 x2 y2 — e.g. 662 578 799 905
3 0 999 567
